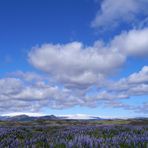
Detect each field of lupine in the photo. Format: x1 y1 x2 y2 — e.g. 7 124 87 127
0 123 147 148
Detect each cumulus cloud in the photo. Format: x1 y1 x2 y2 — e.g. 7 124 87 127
85 66 148 114
28 28 148 91
128 66 148 84
91 0 148 29
0 66 148 114
0 75 106 113
105 100 148 114
108 66 148 96
10 28 143 114
9 71 45 82
0 75 80 113
111 28 148 56
0 78 23 95
2 23 148 114
28 42 124 89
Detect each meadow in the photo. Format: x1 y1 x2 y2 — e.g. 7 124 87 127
0 119 147 147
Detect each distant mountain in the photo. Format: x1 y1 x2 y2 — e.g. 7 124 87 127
0 114 58 122
1 114 146 122
0 114 104 121
0 116 10 121
36 115 58 120
9 115 36 121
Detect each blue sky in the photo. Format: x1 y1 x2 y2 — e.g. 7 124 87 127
0 0 148 118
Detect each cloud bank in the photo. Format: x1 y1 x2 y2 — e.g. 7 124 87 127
1 27 148 114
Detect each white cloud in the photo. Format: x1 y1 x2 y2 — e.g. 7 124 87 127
109 66 148 96
91 0 148 29
0 78 23 95
9 71 45 82
111 28 148 56
1 28 144 113
105 100 148 114
128 66 148 83
28 28 148 91
28 41 125 89
26 27 148 114
1 26 148 114
0 76 80 113
0 65 148 114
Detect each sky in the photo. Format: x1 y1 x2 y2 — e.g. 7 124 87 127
0 0 148 118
